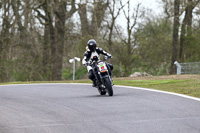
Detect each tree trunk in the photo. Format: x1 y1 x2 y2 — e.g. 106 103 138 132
51 1 66 80
90 1 108 36
179 16 186 62
78 1 108 37
42 0 51 80
179 0 194 62
170 0 180 74
0 1 11 82
51 0 76 80
78 4 89 37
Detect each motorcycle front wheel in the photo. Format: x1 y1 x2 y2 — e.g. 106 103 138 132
104 77 113 96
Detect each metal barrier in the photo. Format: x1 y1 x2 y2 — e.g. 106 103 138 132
174 61 200 75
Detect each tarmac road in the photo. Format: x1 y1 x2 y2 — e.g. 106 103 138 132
0 83 200 133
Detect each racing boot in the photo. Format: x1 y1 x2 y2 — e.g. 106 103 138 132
92 79 97 87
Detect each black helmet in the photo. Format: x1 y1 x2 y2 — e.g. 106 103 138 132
87 39 96 52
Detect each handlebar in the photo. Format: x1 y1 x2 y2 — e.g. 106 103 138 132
85 55 112 66
105 55 112 59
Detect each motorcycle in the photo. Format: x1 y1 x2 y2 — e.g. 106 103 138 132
89 56 114 96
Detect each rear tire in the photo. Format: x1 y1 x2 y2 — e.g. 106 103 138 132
104 77 113 96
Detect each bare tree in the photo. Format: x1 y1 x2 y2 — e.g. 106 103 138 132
116 0 141 76
0 0 12 81
179 0 200 61
34 0 77 80
105 0 126 47
170 0 180 74
78 0 108 38
53 0 77 80
78 3 89 37
33 0 55 80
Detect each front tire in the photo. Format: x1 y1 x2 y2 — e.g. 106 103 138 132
104 77 113 96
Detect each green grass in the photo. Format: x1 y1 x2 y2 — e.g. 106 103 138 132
0 80 90 85
113 79 200 98
1 78 200 98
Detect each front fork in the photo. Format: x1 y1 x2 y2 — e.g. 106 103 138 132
93 67 113 88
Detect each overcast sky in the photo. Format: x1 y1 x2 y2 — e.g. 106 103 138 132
133 0 162 14
117 0 163 30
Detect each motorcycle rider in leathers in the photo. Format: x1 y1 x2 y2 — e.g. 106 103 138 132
82 39 113 87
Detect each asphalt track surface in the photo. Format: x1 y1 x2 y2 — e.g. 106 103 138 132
0 83 200 133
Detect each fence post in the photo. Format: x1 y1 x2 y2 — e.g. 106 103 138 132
174 61 181 75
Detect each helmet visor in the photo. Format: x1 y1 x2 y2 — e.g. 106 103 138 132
88 43 96 52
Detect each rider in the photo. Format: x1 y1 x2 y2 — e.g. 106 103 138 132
82 39 113 87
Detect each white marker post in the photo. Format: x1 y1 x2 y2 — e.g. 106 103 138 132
69 57 81 80
174 61 181 75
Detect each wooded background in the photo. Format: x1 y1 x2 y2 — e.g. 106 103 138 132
0 0 200 82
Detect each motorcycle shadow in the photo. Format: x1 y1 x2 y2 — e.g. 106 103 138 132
83 93 129 98
84 95 112 98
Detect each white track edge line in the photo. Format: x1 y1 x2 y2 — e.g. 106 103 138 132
115 85 200 102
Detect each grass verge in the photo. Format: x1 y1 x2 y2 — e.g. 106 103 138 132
113 79 200 98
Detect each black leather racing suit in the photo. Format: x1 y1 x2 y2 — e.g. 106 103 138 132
82 47 113 82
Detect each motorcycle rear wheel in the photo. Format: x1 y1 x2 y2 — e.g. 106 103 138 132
98 89 106 95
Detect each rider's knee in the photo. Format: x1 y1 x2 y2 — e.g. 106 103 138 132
107 63 113 71
110 64 113 70
88 70 94 80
